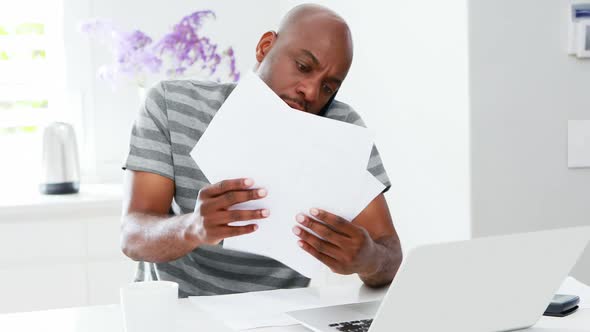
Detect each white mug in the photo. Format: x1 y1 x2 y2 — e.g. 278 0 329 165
120 281 179 332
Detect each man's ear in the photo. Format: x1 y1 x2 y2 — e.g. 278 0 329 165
256 31 277 63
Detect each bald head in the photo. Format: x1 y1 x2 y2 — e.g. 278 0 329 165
278 4 353 51
255 4 354 115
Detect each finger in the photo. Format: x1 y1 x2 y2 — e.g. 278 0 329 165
210 209 270 225
293 225 342 260
200 178 254 198
297 239 341 271
309 208 357 237
295 213 348 246
209 188 267 210
212 224 259 239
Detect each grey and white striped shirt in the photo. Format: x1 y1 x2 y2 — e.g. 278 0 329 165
123 79 391 297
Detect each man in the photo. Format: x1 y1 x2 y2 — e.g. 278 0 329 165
121 4 402 298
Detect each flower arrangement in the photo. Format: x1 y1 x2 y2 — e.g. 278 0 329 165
80 10 239 87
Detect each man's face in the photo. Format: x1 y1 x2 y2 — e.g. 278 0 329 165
255 18 353 115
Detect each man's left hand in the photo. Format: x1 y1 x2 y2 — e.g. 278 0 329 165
293 208 379 275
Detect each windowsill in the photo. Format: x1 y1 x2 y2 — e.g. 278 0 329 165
0 183 123 221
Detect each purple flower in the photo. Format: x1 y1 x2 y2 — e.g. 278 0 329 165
80 10 240 86
80 18 114 35
81 20 161 85
226 47 240 81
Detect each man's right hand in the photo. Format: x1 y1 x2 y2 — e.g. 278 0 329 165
187 178 269 246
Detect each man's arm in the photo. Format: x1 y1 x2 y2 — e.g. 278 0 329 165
354 194 403 286
121 170 197 263
121 170 268 263
357 234 402 287
294 194 403 287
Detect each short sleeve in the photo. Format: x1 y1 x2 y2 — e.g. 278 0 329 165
326 101 392 193
122 82 175 180
367 145 392 193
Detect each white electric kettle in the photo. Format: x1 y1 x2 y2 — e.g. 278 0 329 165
39 122 80 194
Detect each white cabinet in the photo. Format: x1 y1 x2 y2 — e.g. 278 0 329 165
87 260 137 305
0 263 87 313
0 184 136 313
87 217 126 259
0 221 86 263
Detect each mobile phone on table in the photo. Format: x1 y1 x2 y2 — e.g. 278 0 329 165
543 294 580 317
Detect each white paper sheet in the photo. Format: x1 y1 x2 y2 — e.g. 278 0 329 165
190 71 383 278
188 286 385 331
220 169 385 278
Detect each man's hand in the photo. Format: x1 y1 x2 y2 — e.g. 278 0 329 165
188 178 269 246
292 208 380 276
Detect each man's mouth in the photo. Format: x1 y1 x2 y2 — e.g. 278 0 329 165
283 98 306 112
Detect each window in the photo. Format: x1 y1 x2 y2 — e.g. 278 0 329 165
0 0 66 191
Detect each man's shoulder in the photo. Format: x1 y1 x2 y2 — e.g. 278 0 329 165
324 100 366 127
158 79 237 104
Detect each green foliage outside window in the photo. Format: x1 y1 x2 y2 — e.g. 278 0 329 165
0 101 12 110
0 50 47 60
0 22 45 35
0 100 48 111
15 23 44 35
0 126 38 135
31 49 46 59
14 100 49 109
0 22 48 135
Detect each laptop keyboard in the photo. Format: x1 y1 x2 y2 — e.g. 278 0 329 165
329 318 373 332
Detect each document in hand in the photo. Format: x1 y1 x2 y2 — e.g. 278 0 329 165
190 71 385 278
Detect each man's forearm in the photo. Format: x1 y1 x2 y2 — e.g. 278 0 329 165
358 235 403 287
121 212 198 263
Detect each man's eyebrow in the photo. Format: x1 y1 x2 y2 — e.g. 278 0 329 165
326 77 342 86
299 49 320 66
299 49 343 86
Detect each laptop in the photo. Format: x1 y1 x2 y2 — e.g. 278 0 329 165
287 226 590 332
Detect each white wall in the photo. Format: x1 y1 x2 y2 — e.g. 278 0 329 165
469 0 590 284
281 0 471 251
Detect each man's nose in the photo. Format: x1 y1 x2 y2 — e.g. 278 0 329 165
295 78 320 105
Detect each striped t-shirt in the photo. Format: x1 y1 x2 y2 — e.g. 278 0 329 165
123 78 391 297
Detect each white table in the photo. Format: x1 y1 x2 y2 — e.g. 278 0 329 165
0 283 588 332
